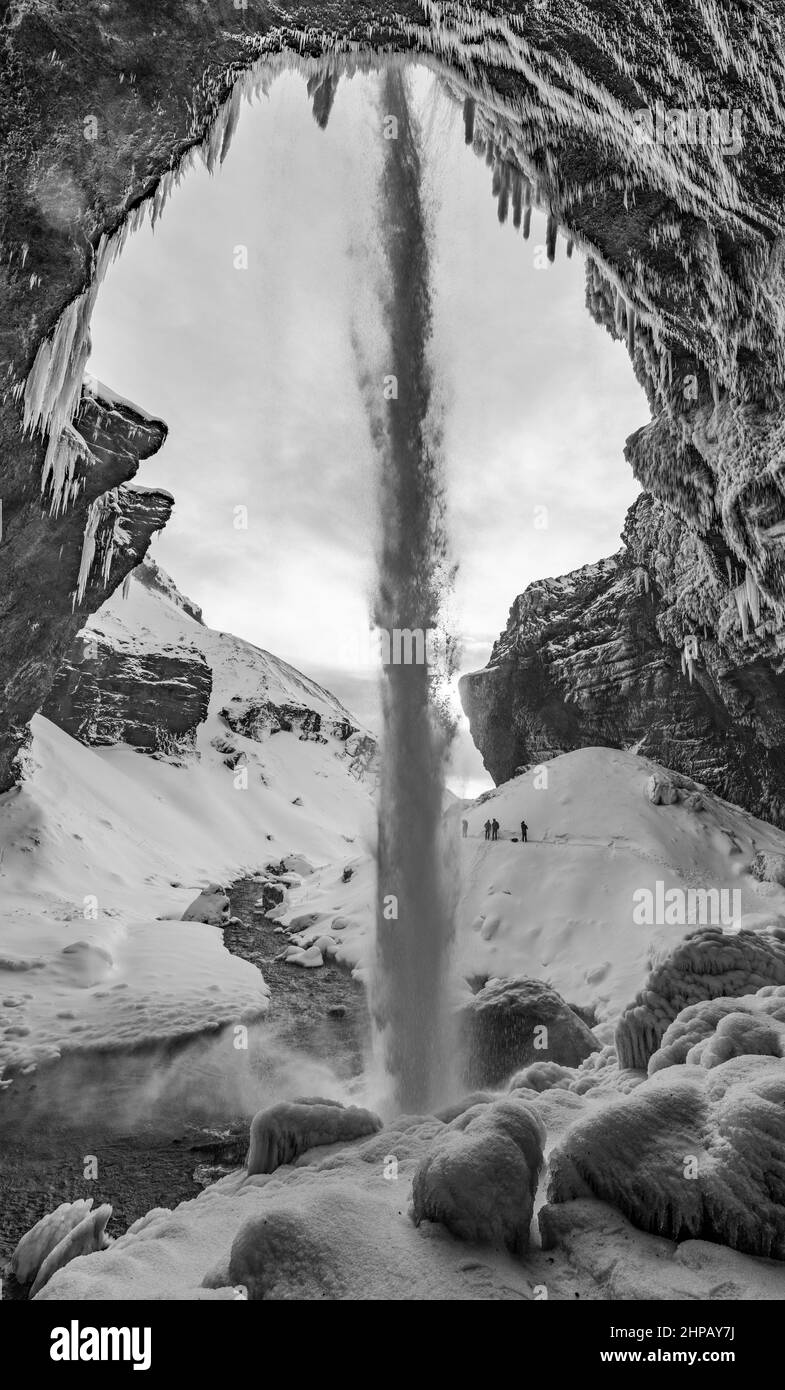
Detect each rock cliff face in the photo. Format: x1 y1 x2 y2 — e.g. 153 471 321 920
461 493 785 825
0 381 171 787
2 2 785 798
42 633 211 755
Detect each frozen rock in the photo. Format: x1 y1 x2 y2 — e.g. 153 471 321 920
12 1198 95 1285
647 772 679 805
751 852 785 887
649 989 785 1073
246 1100 382 1175
30 1204 113 1297
284 944 323 968
411 1098 546 1254
460 976 599 1087
548 1055 785 1259
182 884 230 926
616 926 785 1069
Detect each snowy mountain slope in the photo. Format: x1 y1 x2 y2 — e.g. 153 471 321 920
0 566 376 1083
279 747 785 1024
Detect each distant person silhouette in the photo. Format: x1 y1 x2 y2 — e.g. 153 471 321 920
461 819 468 838
491 818 499 841
520 820 528 843
484 819 491 840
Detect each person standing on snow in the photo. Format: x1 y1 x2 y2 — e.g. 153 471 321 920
491 818 499 841
520 820 528 843
461 818 468 838
484 819 491 840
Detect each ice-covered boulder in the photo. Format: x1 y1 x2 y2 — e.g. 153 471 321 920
751 852 785 887
411 1098 546 1254
17 1202 113 1297
647 772 679 805
11 1198 95 1285
182 883 230 926
548 1055 785 1259
649 989 785 1073
508 1060 576 1093
615 926 785 1069
460 976 599 1087
282 944 323 968
246 1100 382 1175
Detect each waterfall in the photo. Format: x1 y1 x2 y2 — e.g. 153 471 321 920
367 68 456 1115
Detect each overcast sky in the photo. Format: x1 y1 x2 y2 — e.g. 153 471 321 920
89 66 647 797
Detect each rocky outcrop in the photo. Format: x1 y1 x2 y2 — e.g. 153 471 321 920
0 384 171 787
461 493 785 824
2 0 785 797
42 627 211 754
218 697 376 779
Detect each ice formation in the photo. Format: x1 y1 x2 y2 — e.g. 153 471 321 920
245 1100 382 1176
615 926 785 1069
411 1098 546 1254
460 975 599 1088
30 1205 113 1298
548 1055 785 1260
649 989 785 1073
11 1198 95 1285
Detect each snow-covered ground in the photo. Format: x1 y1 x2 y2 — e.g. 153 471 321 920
0 568 376 1083
281 746 785 1022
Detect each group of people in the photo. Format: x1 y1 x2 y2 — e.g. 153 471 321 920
460 818 528 842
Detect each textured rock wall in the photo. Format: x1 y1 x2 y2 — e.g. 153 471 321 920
460 492 785 822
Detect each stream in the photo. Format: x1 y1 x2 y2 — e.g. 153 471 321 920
0 877 370 1298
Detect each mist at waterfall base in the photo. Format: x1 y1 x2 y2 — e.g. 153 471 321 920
366 69 458 1116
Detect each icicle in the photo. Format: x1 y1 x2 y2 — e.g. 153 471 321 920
546 211 557 262
627 305 636 354
745 569 761 627
463 96 475 145
121 573 132 600
511 172 523 229
522 206 532 240
566 238 574 258
73 497 106 608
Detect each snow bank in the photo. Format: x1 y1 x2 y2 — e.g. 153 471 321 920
0 914 269 1081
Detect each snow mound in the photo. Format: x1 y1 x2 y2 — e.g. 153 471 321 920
615 926 785 1069
650 988 785 1073
181 884 230 926
411 1098 545 1254
548 1055 785 1259
460 976 599 1087
246 1100 382 1175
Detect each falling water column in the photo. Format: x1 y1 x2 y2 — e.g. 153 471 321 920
372 68 455 1115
